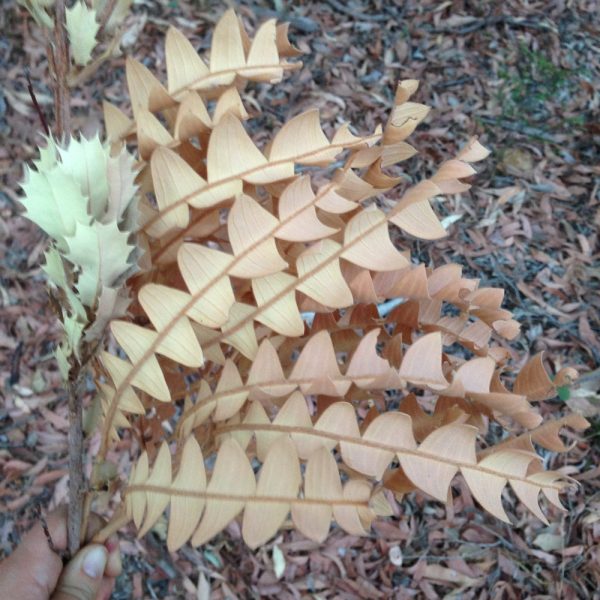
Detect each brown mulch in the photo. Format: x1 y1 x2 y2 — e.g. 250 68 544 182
1 0 599 598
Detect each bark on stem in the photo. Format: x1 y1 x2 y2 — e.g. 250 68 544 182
52 0 79 557
66 377 85 558
53 0 71 138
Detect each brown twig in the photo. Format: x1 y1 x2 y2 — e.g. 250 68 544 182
431 15 558 35
50 0 80 558
9 341 24 386
97 0 118 39
25 71 50 136
53 0 71 138
66 375 85 559
80 491 93 544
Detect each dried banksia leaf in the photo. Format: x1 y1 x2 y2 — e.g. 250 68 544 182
50 8 586 548
126 436 375 551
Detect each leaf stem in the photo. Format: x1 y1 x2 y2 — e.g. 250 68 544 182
92 509 130 544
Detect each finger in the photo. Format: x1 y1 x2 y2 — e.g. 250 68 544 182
98 577 117 600
49 511 121 581
44 506 69 550
51 544 107 600
77 513 122 578
0 507 68 597
103 536 122 579
82 514 107 543
11 507 104 556
0 507 121 600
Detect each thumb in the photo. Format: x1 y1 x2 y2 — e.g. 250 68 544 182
51 544 108 600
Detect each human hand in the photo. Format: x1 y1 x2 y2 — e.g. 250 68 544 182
0 506 121 600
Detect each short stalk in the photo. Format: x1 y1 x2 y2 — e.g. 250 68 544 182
92 510 130 544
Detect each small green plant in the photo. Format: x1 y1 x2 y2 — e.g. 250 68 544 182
17 0 134 557
496 41 576 126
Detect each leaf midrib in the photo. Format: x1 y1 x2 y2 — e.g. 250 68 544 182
123 63 303 139
152 209 222 263
142 131 380 234
180 371 397 426
218 423 565 491
169 62 303 100
125 485 366 506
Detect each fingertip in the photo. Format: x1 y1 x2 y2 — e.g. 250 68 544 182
82 545 108 579
105 546 122 578
99 578 117 600
104 535 119 554
52 544 108 599
44 506 69 551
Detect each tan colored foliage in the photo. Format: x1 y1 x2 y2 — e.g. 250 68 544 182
88 10 587 549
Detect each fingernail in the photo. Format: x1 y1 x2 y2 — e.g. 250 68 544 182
82 546 108 579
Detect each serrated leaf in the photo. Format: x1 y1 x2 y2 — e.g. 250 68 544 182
58 134 109 219
55 344 71 380
85 286 131 342
17 0 55 28
42 247 68 288
105 147 138 225
94 0 132 33
21 165 91 244
33 136 58 171
63 314 85 358
66 1 100 66
65 221 135 306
